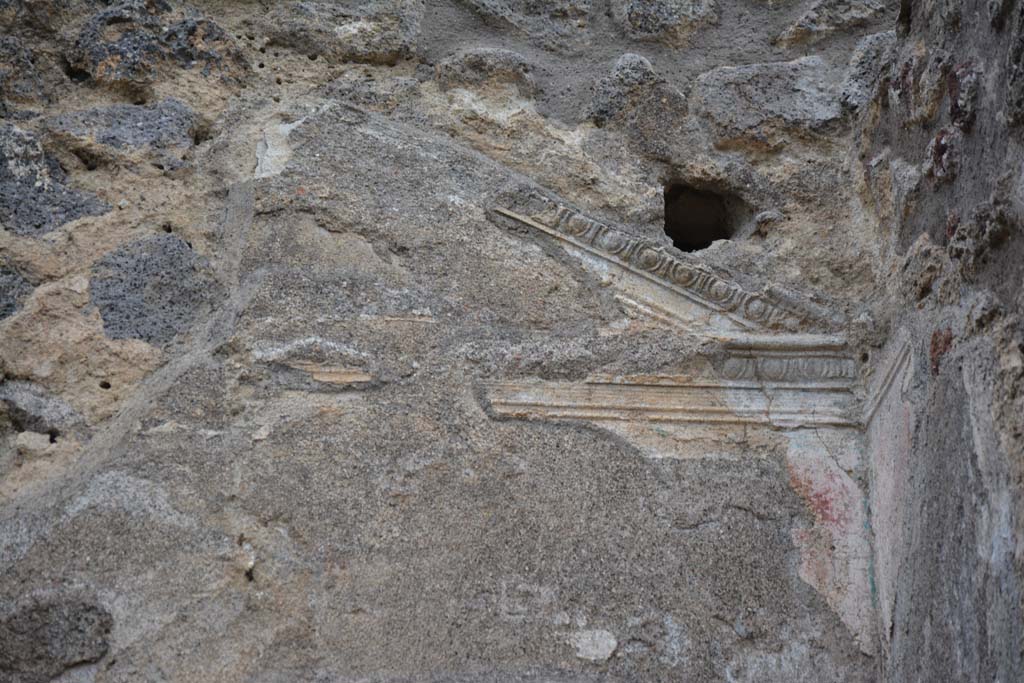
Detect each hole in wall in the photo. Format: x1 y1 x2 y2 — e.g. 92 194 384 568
663 183 745 252
71 148 102 171
898 0 912 34
99 381 112 390
48 430 59 444
61 58 90 83
192 122 214 146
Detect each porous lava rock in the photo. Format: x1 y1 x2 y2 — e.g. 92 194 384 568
89 234 221 346
0 123 109 236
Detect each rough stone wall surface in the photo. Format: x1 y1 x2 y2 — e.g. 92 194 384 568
856 1 1024 680
0 1 1019 682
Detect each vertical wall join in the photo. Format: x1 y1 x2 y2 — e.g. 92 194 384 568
864 337 915 659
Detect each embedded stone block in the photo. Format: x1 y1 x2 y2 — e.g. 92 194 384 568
0 124 109 237
89 234 221 346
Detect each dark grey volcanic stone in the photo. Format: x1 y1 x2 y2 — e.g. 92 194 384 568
89 234 221 346
0 595 112 683
0 124 109 237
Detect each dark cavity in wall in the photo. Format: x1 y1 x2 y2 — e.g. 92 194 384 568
898 0 913 34
663 183 747 252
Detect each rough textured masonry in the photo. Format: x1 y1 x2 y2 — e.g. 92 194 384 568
0 1 1021 681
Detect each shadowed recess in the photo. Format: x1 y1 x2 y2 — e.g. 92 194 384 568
663 183 732 252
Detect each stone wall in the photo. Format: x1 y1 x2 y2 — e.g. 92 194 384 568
0 1 1020 681
856 1 1024 679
